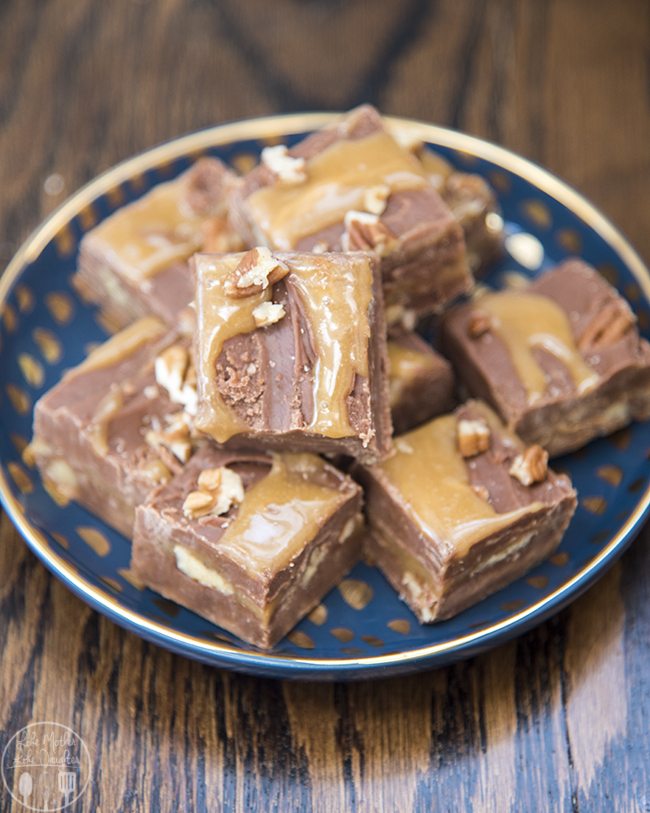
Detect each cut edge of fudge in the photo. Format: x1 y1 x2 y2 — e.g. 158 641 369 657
74 157 243 331
388 332 455 435
355 400 577 623
131 448 364 649
30 317 201 537
193 248 393 464
441 259 650 456
229 105 472 321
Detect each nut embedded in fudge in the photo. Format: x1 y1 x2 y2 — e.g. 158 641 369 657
229 105 472 324
441 259 650 456
354 400 577 623
131 447 364 649
74 157 243 331
193 247 393 463
30 317 201 538
388 332 455 435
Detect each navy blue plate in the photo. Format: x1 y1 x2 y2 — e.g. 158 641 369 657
2 114 649 679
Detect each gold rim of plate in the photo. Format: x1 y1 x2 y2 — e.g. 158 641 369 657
1 112 650 670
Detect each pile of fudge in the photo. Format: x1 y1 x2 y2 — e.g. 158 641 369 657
30 106 650 649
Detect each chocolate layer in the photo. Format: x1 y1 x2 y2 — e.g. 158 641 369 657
74 158 242 331
355 400 576 622
193 249 393 464
441 259 650 456
132 448 363 648
31 318 200 537
388 332 455 434
229 105 472 322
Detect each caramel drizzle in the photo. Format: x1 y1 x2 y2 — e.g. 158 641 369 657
247 130 427 249
376 408 540 556
73 317 166 377
218 454 350 572
478 291 599 402
195 253 372 442
90 175 209 281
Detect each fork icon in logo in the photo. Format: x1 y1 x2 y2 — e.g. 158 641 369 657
57 771 76 807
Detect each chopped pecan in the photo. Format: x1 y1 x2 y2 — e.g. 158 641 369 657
252 301 286 328
342 211 395 255
578 301 635 351
154 344 198 416
467 310 492 339
145 411 193 464
261 145 307 185
509 444 548 486
224 247 289 298
182 466 245 519
457 418 491 458
363 184 390 215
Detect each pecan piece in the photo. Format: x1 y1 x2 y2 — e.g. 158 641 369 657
224 247 289 298
182 466 245 519
342 211 395 255
467 310 492 339
457 418 491 458
578 301 635 351
509 444 548 486
261 145 307 185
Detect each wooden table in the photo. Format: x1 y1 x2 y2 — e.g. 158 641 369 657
1 1 649 810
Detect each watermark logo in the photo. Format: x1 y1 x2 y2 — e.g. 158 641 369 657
1 722 91 811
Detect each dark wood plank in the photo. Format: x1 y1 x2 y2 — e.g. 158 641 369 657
1 1 649 810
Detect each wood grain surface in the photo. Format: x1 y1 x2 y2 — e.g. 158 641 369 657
1 1 649 810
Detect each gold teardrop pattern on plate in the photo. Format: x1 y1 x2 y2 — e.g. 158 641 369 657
15 285 34 313
261 134 284 148
100 576 123 593
153 597 180 617
338 579 373 610
129 173 146 192
596 263 619 286
624 282 640 302
453 149 478 166
501 599 525 612
287 630 315 649
230 152 257 174
33 327 62 363
597 464 623 487
330 627 354 643
10 433 28 457
7 462 33 494
387 618 411 635
51 533 69 550
1 303 17 333
107 185 125 207
76 526 111 557
18 353 44 388
340 646 363 656
6 384 31 415
54 225 75 257
556 228 582 253
521 199 551 229
79 204 98 231
488 170 510 193
361 634 384 648
550 551 569 566
608 427 631 451
582 496 607 515
527 575 549 589
45 292 74 324
118 567 145 590
307 604 328 625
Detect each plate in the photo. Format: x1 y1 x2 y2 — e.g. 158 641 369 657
2 114 650 680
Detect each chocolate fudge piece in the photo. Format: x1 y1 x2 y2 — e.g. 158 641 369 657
132 447 364 648
441 259 650 456
229 106 472 325
355 401 576 622
416 147 503 275
74 158 243 331
388 333 455 434
31 317 201 537
193 247 392 464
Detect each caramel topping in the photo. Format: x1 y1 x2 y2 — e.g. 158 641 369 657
217 454 351 572
90 175 211 281
477 291 599 402
387 341 438 405
74 317 166 377
195 252 372 442
375 409 540 555
247 130 427 249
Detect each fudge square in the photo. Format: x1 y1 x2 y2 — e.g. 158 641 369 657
75 157 242 331
193 247 392 463
387 332 455 435
229 105 472 324
441 259 650 457
132 447 364 648
355 401 576 623
31 317 201 538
